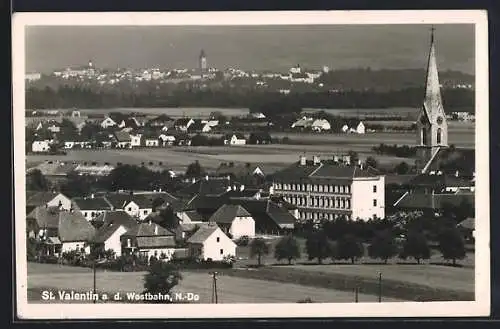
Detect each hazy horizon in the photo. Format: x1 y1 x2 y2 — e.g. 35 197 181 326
25 24 475 75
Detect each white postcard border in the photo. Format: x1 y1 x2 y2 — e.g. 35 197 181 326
13 10 490 319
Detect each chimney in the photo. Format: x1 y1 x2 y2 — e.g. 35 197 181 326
313 156 320 165
299 155 306 166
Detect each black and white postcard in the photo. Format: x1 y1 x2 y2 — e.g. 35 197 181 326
12 10 490 319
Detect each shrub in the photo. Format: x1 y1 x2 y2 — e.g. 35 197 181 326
236 235 250 246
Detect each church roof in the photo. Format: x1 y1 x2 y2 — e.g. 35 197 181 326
421 29 445 124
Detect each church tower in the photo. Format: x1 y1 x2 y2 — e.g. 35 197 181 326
199 49 207 77
415 28 448 173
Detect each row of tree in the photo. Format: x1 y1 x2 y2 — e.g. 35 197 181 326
26 85 474 113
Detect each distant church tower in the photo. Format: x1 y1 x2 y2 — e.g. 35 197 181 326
415 27 448 173
199 49 207 77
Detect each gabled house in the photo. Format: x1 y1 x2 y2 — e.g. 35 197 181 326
26 206 60 240
223 133 246 145
32 140 51 152
101 117 117 129
143 132 160 147
146 114 175 128
91 211 139 257
187 224 237 261
104 193 155 220
121 222 177 260
215 162 265 179
208 204 255 239
174 118 195 132
26 191 72 212
159 133 176 146
71 196 113 221
311 119 331 132
113 131 131 148
91 209 138 229
291 117 313 129
130 133 142 147
58 211 96 253
173 133 192 146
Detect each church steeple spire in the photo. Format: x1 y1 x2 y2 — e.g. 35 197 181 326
422 25 444 123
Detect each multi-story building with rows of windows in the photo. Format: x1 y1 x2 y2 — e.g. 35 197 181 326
271 155 385 222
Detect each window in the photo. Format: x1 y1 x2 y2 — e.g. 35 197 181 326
220 249 223 255
83 212 87 217
216 237 220 242
144 210 148 215
373 199 377 207
373 185 377 193
128 207 132 211
437 128 442 144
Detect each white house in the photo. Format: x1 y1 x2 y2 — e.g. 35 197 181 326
58 211 96 254
291 117 313 129
64 141 75 149
341 124 350 133
251 112 266 119
71 196 113 221
208 204 255 239
101 117 117 129
26 191 72 211
144 138 159 147
311 119 331 132
174 118 195 132
224 134 246 145
354 121 365 134
159 134 176 146
187 224 237 261
130 134 142 147
32 140 50 152
201 124 212 133
93 224 129 257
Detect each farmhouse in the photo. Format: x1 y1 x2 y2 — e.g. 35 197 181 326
71 196 113 221
311 119 331 132
114 131 131 148
104 193 156 220
32 140 51 152
159 133 176 146
143 133 160 147
208 204 255 238
223 133 246 145
121 222 177 260
130 133 142 147
26 191 72 212
92 223 129 257
100 117 117 129
174 118 195 132
272 155 385 221
58 211 96 254
187 224 236 261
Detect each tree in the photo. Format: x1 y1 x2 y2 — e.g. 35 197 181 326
336 234 364 264
394 161 410 175
274 235 301 265
368 230 398 264
143 261 182 303
185 160 205 177
365 156 378 169
347 150 359 165
60 171 95 198
399 230 431 264
26 169 50 191
305 232 333 265
158 205 179 230
249 238 270 267
437 227 466 266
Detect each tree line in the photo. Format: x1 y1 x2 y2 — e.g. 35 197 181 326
26 85 474 113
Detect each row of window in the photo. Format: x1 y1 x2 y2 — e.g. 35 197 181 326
82 209 150 218
275 183 351 194
283 195 352 209
299 211 352 221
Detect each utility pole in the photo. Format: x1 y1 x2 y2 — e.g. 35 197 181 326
355 285 359 303
378 272 382 303
93 258 97 304
211 271 219 304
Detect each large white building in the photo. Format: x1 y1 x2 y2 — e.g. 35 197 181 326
272 155 385 221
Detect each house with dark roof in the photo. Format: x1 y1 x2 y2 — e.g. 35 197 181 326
113 131 131 148
272 155 385 222
186 223 236 261
146 114 175 128
71 196 113 221
208 204 255 238
58 211 97 253
26 191 72 212
174 118 194 132
104 192 171 220
91 211 139 257
176 176 237 198
121 222 177 260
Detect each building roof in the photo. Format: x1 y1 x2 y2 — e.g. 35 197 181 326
93 210 138 229
407 174 474 188
393 191 475 210
458 217 475 231
175 118 192 126
123 222 174 237
215 163 261 177
208 204 252 224
93 223 127 243
114 131 131 142
72 197 113 211
27 206 61 229
182 210 205 222
273 160 378 182
177 178 233 198
186 224 219 244
136 236 177 248
26 191 67 207
425 147 475 177
58 211 96 242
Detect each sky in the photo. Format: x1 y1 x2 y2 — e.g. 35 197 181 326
25 24 475 75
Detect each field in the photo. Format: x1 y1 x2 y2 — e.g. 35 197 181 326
26 122 474 173
26 262 401 303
